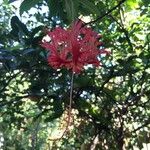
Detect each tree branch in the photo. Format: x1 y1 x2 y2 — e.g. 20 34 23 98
85 0 127 25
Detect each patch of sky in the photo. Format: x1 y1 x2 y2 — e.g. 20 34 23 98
9 0 49 27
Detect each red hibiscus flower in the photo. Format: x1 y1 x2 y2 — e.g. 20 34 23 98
41 20 108 73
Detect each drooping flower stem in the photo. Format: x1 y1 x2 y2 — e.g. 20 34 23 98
68 72 74 126
49 72 74 141
59 72 74 139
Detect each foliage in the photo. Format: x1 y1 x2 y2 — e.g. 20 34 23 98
0 0 150 149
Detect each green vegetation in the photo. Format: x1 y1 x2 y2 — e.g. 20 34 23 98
0 0 150 149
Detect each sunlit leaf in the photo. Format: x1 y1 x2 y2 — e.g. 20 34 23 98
20 0 42 15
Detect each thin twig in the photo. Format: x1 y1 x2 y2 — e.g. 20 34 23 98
109 15 133 51
132 118 150 133
85 0 126 26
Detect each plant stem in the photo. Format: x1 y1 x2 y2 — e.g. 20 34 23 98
58 72 74 139
61 72 74 136
49 72 74 141
68 72 74 123
84 0 126 26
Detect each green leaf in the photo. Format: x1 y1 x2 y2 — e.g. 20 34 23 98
30 25 44 37
77 99 91 110
78 0 99 15
141 0 150 6
47 0 65 18
74 75 93 88
64 0 78 22
46 0 59 17
47 0 69 23
126 0 139 10
10 16 29 36
20 0 42 15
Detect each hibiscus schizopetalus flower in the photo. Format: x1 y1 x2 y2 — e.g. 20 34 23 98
41 20 108 73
